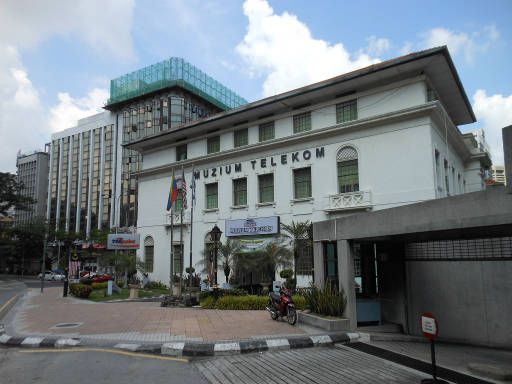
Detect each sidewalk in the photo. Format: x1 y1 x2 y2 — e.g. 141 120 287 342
360 337 512 383
8 287 308 344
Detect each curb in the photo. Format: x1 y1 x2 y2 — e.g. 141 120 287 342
0 331 361 357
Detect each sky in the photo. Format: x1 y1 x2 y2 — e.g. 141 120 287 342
1 0 511 172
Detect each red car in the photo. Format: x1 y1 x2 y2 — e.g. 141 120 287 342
92 274 113 283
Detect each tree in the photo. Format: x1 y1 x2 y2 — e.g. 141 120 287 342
280 220 313 281
10 219 47 273
0 172 35 216
219 239 242 283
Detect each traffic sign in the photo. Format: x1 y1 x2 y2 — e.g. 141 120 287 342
421 312 438 340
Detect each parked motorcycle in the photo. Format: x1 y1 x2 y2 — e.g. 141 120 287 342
266 287 297 325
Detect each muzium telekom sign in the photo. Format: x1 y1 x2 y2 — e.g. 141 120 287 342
107 234 141 250
225 216 280 237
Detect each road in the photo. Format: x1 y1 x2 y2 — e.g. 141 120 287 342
0 345 433 384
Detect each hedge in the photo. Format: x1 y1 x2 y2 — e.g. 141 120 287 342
91 282 108 290
199 288 248 301
70 283 92 298
201 295 306 310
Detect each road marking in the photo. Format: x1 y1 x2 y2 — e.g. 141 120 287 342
0 294 19 313
18 347 189 363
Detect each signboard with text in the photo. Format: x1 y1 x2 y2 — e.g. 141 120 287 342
225 216 280 237
421 312 438 340
107 234 140 250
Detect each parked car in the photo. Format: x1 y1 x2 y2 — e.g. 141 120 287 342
51 271 66 281
37 271 54 280
92 274 113 283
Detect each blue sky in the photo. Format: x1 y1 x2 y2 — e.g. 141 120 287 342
1 0 511 171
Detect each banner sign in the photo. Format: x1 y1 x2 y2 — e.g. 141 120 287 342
421 312 439 340
107 234 141 250
225 216 280 237
238 238 274 253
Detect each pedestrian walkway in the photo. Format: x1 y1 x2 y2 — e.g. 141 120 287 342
9 287 306 344
361 338 512 384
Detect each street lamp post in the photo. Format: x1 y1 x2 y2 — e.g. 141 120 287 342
209 225 222 287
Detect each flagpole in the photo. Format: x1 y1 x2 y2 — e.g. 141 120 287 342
179 166 185 298
188 166 195 289
169 168 175 297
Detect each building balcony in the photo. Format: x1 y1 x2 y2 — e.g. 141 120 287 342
325 191 373 212
164 211 191 226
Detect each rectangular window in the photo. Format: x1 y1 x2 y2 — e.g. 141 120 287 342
206 183 218 209
233 178 247 206
444 159 450 195
336 100 357 123
176 144 187 161
144 245 154 273
174 193 183 211
293 112 311 133
337 160 359 193
293 167 312 199
258 173 274 203
259 121 275 142
324 242 338 289
207 136 220 154
172 244 184 276
234 128 248 148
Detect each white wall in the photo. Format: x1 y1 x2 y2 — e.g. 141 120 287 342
137 116 440 285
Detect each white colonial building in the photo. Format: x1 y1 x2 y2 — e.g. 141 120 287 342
127 47 490 287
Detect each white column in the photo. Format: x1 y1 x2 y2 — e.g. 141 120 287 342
86 131 94 238
64 135 73 232
55 138 64 231
313 241 324 288
98 126 106 230
337 240 357 330
114 116 124 228
109 120 118 228
46 141 54 221
75 132 83 232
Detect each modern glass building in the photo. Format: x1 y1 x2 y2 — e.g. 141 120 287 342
47 58 246 237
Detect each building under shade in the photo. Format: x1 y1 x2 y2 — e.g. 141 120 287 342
46 58 247 236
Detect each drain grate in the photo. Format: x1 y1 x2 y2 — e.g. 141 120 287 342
53 322 82 329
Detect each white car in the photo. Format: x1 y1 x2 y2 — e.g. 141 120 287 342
37 271 65 281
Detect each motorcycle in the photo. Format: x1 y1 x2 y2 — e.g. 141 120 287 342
266 287 297 325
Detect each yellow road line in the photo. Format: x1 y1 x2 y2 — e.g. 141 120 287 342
0 294 19 313
18 347 188 362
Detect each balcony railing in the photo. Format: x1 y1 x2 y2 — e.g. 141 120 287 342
164 211 191 226
325 191 372 212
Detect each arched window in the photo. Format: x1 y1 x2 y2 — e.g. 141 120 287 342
337 146 359 193
144 236 154 273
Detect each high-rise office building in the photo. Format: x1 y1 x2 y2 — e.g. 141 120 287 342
15 150 50 226
47 58 247 237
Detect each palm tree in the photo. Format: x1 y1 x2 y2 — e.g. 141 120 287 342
257 237 293 283
280 220 313 281
219 238 242 283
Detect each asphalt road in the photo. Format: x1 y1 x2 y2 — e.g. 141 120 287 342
0 348 207 384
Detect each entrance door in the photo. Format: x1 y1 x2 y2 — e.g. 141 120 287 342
324 242 338 289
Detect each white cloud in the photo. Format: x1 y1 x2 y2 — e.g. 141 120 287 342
236 0 380 97
420 25 500 63
472 90 512 165
0 46 48 172
0 0 135 171
366 36 391 57
49 88 108 133
0 0 135 60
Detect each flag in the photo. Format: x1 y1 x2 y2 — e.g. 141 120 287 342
180 178 188 210
190 171 196 207
167 170 178 211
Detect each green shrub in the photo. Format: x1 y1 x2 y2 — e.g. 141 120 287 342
200 296 216 309
303 281 346 317
280 269 293 279
79 277 93 285
91 282 108 290
292 295 306 310
146 281 168 290
199 288 248 301
70 283 92 298
215 295 267 310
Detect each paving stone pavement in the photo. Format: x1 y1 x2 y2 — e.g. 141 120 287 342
10 287 307 343
195 344 433 383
